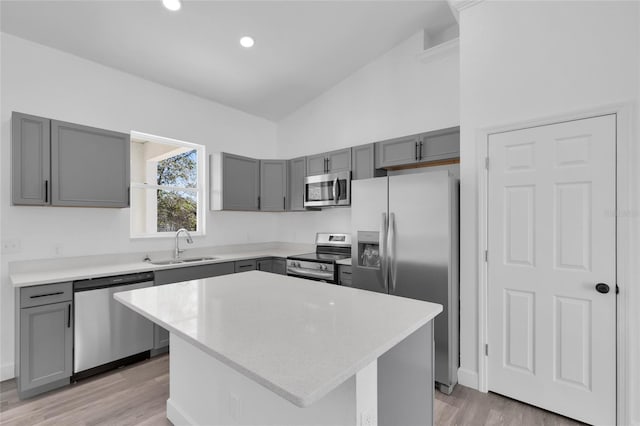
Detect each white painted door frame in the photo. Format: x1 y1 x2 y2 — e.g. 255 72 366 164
475 103 636 425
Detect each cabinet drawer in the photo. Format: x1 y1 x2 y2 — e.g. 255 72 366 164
235 259 257 273
20 282 72 308
339 266 353 285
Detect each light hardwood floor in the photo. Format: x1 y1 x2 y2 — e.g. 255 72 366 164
1 355 585 426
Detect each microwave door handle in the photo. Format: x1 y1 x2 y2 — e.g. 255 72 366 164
332 178 338 203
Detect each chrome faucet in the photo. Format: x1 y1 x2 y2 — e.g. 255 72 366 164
174 228 193 260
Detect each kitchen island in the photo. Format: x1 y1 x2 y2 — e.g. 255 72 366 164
114 271 442 426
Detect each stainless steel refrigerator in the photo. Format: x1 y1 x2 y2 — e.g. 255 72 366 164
351 170 459 394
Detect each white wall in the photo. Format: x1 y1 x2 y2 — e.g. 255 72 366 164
276 31 460 243
458 1 639 423
0 33 280 379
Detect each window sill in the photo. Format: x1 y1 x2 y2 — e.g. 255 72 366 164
130 232 205 240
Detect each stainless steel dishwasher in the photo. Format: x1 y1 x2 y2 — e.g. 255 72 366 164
73 271 154 379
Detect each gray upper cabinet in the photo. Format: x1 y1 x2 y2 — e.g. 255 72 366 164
327 148 351 173
375 133 422 168
211 153 260 211
305 153 327 176
351 143 385 180
421 127 460 162
288 157 306 211
51 120 129 207
260 160 287 211
11 112 130 208
305 148 352 176
12 113 51 205
375 127 460 169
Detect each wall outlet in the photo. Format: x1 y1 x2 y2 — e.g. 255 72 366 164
360 411 376 426
1 239 21 254
54 244 64 256
228 392 240 421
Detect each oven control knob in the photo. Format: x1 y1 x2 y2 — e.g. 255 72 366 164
320 264 327 271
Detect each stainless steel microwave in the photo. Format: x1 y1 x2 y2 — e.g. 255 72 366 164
303 171 351 207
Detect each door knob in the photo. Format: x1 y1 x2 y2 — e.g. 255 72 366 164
595 283 610 294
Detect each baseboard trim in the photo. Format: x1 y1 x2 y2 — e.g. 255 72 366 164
167 398 197 426
457 367 479 390
1 362 15 382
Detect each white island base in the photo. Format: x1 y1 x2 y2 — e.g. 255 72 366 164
166 322 434 426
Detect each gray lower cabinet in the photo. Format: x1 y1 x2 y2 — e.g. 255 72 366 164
11 112 130 208
305 148 352 176
153 262 235 353
235 259 257 273
338 265 353 286
260 160 287 211
256 258 273 273
375 127 460 169
16 282 73 399
288 157 306 211
257 258 287 275
272 258 286 275
210 153 260 211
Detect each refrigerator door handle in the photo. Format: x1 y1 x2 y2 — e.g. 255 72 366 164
388 212 397 293
380 212 388 292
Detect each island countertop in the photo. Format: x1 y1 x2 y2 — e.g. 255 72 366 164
114 270 442 408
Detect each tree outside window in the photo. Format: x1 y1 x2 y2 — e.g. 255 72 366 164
130 132 205 237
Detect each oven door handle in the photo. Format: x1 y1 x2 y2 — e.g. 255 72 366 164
288 267 334 280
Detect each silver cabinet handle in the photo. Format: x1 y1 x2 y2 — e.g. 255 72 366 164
380 212 388 292
419 140 423 160
388 212 397 293
415 142 418 161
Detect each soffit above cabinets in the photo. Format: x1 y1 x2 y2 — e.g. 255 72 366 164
0 1 456 121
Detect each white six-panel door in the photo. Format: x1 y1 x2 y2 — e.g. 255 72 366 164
487 115 616 425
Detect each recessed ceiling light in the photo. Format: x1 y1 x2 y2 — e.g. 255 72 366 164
162 0 181 11
240 36 255 48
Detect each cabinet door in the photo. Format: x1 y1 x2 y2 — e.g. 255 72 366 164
256 259 273 273
272 258 287 275
327 148 351 173
421 127 459 162
221 153 260 210
51 120 129 207
19 301 72 393
288 157 306 211
235 259 257 273
260 160 287 211
375 134 421 168
306 153 327 176
154 262 235 285
351 144 375 180
12 112 51 205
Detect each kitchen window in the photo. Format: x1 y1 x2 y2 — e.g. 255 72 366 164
130 131 205 238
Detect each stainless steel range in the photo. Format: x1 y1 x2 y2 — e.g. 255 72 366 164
287 233 351 284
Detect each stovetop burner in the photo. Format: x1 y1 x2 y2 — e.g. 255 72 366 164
287 252 350 262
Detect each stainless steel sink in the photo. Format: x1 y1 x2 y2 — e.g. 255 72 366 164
150 259 185 265
181 256 218 263
149 256 217 265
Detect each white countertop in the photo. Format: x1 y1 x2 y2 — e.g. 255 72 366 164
10 243 312 288
336 258 352 266
114 271 442 407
